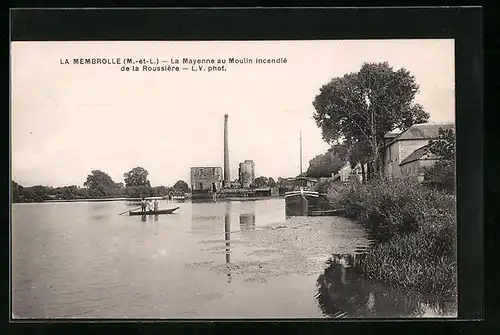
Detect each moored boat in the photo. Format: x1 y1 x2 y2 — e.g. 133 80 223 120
129 207 180 216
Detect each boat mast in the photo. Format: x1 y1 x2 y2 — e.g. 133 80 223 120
299 131 303 176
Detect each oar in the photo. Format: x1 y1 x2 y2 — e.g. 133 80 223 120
119 206 142 215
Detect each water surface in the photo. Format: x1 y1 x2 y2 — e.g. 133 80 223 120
12 198 455 318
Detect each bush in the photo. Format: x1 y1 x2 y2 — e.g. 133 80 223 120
326 177 457 297
328 178 455 241
361 213 456 297
423 161 456 193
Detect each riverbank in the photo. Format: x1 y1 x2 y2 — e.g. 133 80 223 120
13 197 165 204
326 178 457 299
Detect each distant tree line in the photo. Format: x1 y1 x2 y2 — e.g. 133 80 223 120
12 166 191 203
304 145 349 178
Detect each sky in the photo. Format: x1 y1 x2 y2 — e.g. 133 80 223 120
11 39 455 187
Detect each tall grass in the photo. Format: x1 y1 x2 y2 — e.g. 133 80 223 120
327 178 457 297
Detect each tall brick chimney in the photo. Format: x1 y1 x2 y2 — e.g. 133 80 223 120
223 114 230 187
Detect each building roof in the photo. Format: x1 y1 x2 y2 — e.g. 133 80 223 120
384 131 400 139
385 122 454 147
399 143 437 166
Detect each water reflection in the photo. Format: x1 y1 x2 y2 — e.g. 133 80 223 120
315 253 456 318
224 202 231 283
191 202 224 232
239 214 256 230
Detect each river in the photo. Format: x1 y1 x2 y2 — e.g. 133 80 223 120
12 198 456 319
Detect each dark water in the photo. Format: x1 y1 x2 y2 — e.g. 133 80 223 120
12 199 456 319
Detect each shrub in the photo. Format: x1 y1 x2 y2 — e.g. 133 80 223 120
423 161 456 194
361 213 457 297
326 177 457 297
328 177 455 241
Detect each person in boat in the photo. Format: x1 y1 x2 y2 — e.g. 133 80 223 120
140 198 147 213
153 199 159 212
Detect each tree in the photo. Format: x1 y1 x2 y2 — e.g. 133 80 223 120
424 128 456 192
153 186 169 196
306 145 348 178
172 180 190 193
268 177 277 188
12 181 23 203
84 170 118 197
254 176 269 188
312 62 430 178
123 167 150 188
429 128 455 162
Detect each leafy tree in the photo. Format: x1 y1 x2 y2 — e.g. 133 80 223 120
12 181 23 202
306 145 348 178
83 170 117 198
153 186 169 196
55 186 77 200
312 62 429 177
254 176 269 188
125 185 151 198
173 180 190 193
424 128 456 193
268 177 277 188
429 128 455 162
123 167 150 188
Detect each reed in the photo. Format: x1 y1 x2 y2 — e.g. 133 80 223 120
327 178 457 297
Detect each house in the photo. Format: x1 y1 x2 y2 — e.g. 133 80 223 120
190 167 223 198
399 143 441 182
382 122 454 180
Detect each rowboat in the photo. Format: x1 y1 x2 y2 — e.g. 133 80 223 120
129 207 179 216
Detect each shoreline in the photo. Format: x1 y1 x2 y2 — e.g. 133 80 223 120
325 178 457 300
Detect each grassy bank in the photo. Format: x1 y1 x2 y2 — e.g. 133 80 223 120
327 178 457 298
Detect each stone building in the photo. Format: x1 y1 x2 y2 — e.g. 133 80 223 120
238 160 255 188
190 167 223 196
399 143 441 182
382 122 454 180
331 122 454 183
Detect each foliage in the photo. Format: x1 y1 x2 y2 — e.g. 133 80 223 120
424 161 456 193
83 170 122 198
268 177 277 188
315 178 336 194
424 128 456 193
153 186 169 196
172 180 190 193
361 213 456 297
312 62 429 176
254 176 269 188
12 182 96 202
124 185 152 198
123 167 150 188
315 254 456 317
328 178 455 241
306 145 348 178
12 181 23 202
326 178 457 297
429 128 456 162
